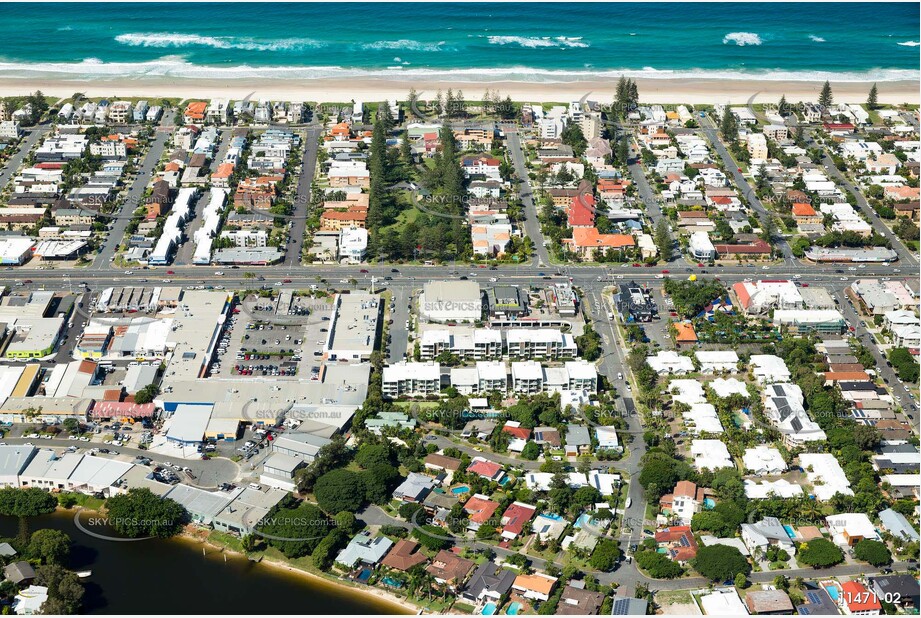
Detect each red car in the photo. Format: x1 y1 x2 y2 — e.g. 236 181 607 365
166 270 175 275
360 269 369 273
661 269 670 274
632 263 641 267
697 263 704 268
283 278 292 283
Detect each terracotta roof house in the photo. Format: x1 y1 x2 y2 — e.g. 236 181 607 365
714 239 772 257
512 573 558 602
568 192 596 228
463 494 501 527
426 549 475 587
564 228 635 259
467 457 505 482
381 539 428 571
673 322 698 344
183 101 207 123
840 581 882 615
655 526 698 562
502 421 531 441
499 502 537 539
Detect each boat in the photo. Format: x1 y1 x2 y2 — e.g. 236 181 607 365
75 570 92 578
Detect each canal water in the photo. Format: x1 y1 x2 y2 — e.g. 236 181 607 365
0 512 409 615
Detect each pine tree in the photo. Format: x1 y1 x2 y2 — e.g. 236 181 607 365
867 83 878 110
615 76 628 119
819 81 833 108
720 108 738 142
654 218 673 262
778 94 787 116
628 79 639 109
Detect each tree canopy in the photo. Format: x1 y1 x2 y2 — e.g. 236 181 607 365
104 488 186 538
797 538 844 568
693 545 751 581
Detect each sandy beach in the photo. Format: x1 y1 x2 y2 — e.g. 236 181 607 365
0 77 916 106
192 532 417 615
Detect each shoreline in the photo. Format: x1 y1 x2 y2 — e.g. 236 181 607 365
191 532 418 616
63 506 416 615
1 77 917 105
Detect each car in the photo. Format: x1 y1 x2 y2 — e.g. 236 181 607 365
696 263 704 268
661 269 670 274
459 276 468 280
22 279 32 284
840 276 848 281
283 278 291 283
737 167 742 172
166 270 175 275
214 271 224 276
162 279 172 283
360 269 369 273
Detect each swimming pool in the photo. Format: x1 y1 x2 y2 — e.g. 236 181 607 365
451 485 470 495
824 585 839 601
381 576 403 588
783 525 797 539
506 602 522 615
703 498 716 509
575 513 592 529
481 602 498 615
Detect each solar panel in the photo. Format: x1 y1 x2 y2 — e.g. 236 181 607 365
806 591 820 604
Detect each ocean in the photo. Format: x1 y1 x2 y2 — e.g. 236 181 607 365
0 2 917 83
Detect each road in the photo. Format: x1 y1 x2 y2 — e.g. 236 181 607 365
805 130 918 268
0 124 51 190
625 141 677 263
92 115 174 269
0 436 238 488
700 117 795 262
505 130 551 267
286 125 321 267
356 504 912 591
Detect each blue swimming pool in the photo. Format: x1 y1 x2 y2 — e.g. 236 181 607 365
381 576 403 588
499 476 512 486
481 602 498 615
575 513 592 529
506 602 522 615
784 525 797 539
703 498 716 509
451 485 470 495
356 568 372 582
824 586 839 601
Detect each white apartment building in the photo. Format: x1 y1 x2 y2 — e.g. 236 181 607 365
419 329 503 361
382 362 441 398
506 329 577 360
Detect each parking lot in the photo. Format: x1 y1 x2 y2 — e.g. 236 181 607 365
210 293 336 380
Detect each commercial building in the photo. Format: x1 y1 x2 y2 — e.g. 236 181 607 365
419 281 482 323
324 293 380 362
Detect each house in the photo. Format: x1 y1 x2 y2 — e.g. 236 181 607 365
877 508 919 542
839 581 881 615
335 532 393 568
659 480 710 525
392 472 435 503
741 517 796 557
654 526 698 562
795 584 839 616
467 457 506 483
460 561 516 605
533 514 569 543
426 549 474 588
12 585 47 615
512 573 558 602
424 453 461 473
869 575 919 612
564 424 591 457
792 202 822 225
183 101 207 124
499 502 537 539
742 446 787 475
610 598 649 616
745 590 794 615
563 227 635 260
826 513 880 546
380 539 428 572
557 584 605 615
3 562 35 585
463 494 500 530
